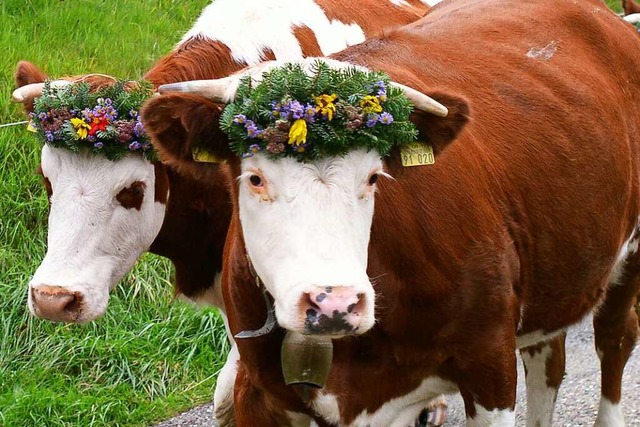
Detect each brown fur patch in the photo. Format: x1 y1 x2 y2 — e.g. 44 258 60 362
153 162 169 204
116 181 146 210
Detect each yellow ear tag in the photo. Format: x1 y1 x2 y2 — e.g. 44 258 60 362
192 146 222 163
26 121 38 133
400 142 435 167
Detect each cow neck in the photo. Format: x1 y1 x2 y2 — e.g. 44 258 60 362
234 254 278 339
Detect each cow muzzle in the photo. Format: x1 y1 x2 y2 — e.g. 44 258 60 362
299 286 367 335
30 285 84 322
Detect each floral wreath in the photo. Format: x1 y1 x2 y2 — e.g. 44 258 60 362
219 62 418 161
29 80 156 161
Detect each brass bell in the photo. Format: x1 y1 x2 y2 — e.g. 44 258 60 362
281 331 333 388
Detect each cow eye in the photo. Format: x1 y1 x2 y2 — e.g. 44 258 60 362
368 173 379 186
249 174 263 187
116 181 146 210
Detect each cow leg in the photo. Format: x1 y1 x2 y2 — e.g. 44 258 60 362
593 272 640 427
456 335 518 427
519 333 566 427
214 344 239 427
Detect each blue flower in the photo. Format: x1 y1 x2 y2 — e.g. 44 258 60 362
45 131 54 142
94 141 104 148
303 103 316 123
38 112 48 121
289 100 304 120
366 114 380 127
245 120 263 139
379 112 394 125
129 141 141 150
134 121 145 137
233 114 247 125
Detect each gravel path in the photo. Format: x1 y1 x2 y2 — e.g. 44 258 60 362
153 316 640 426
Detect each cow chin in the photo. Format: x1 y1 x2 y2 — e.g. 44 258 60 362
273 282 376 338
27 283 109 323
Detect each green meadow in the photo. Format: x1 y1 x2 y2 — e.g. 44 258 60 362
0 1 228 426
0 0 628 426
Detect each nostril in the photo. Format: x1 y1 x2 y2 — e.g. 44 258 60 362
30 285 84 321
63 294 80 313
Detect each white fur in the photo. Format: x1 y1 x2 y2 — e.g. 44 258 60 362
516 328 565 349
238 149 380 334
520 345 556 427
594 397 625 427
311 377 457 426
608 226 639 285
623 13 640 24
28 146 166 322
180 0 366 65
467 405 515 427
213 344 239 419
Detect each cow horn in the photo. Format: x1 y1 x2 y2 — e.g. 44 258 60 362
158 77 238 103
12 80 71 103
390 82 449 117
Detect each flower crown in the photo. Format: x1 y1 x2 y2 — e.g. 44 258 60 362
29 80 156 161
219 62 418 161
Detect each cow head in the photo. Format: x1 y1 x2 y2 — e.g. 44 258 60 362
142 59 468 337
13 61 169 323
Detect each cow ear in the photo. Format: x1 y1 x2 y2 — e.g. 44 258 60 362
141 93 234 170
14 61 48 113
411 91 470 155
386 92 470 175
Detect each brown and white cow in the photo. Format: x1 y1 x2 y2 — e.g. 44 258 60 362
13 0 442 425
142 0 640 425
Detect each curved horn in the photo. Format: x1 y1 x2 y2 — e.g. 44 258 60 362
390 82 448 117
12 80 72 103
158 77 238 103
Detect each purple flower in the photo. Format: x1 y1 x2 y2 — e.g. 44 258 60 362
44 131 54 142
289 100 304 120
233 114 247 125
270 101 282 118
104 98 113 106
303 103 316 123
129 109 139 118
379 112 394 125
129 141 141 151
28 112 35 120
292 143 308 153
38 112 48 121
366 114 380 127
94 141 104 148
245 120 262 139
377 88 387 101
134 120 145 138
249 144 261 154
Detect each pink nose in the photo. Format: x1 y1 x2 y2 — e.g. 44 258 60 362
299 286 366 335
31 285 83 322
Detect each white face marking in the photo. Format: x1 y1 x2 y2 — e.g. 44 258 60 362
28 146 166 322
468 405 515 427
520 345 557 427
594 397 625 427
312 377 456 426
238 150 380 335
180 0 366 65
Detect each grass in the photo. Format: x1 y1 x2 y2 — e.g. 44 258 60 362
0 0 632 426
0 1 229 426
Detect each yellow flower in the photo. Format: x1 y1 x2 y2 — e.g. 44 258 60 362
70 118 91 139
315 93 337 121
360 95 383 114
288 119 307 146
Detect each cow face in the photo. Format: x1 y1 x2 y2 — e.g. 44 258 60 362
27 145 167 322
142 61 468 337
237 150 381 335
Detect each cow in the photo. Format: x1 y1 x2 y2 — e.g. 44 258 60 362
623 0 640 15
12 0 447 425
141 0 640 425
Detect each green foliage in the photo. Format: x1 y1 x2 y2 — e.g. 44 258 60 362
220 61 418 161
32 80 157 161
0 0 224 426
